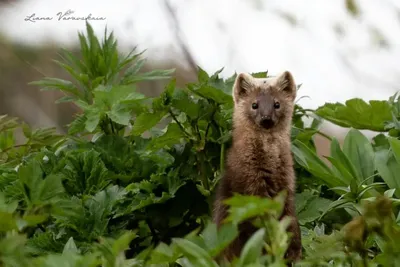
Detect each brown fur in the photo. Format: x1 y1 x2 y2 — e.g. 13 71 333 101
212 71 302 263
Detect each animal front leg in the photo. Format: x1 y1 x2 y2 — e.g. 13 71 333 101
281 194 302 262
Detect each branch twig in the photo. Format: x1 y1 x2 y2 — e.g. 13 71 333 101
164 0 198 75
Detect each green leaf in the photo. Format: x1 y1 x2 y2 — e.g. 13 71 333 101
55 95 76 104
0 115 19 132
292 140 343 187
375 149 400 198
346 0 360 17
107 104 131 125
85 108 102 132
200 222 238 256
123 69 175 84
68 114 87 135
131 111 166 136
18 160 43 203
0 192 18 213
111 231 136 255
189 85 232 105
62 237 79 255
320 198 352 219
343 129 375 183
171 89 200 119
324 156 355 185
197 67 210 83
224 194 283 225
237 228 265 266
29 77 83 99
315 99 392 131
295 192 332 225
388 137 400 164
0 212 18 231
38 173 65 202
384 188 396 198
173 238 218 267
330 137 359 183
147 123 185 150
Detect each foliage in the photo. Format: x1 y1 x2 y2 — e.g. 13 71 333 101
0 22 400 266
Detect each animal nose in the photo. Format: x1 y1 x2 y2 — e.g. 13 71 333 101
261 115 271 122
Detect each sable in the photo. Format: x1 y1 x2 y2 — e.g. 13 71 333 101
212 71 302 263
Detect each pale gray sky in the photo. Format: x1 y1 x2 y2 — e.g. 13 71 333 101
1 0 400 136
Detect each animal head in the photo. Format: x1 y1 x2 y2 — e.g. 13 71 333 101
232 71 297 130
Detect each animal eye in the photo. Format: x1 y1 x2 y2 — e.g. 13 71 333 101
274 102 280 109
252 103 258 109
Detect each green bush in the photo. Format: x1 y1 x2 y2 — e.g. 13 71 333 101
1 22 400 266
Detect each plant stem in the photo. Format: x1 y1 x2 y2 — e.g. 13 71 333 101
219 126 225 173
1 143 29 153
316 130 332 141
146 219 159 244
169 108 191 138
108 117 116 134
220 143 225 173
198 151 210 191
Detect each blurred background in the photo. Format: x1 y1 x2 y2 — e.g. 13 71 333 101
0 0 399 156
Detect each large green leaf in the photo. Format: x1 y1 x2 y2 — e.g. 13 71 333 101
189 84 232 105
292 140 344 187
295 191 332 225
200 222 238 257
224 194 283 225
237 228 265 266
329 138 359 184
343 129 375 184
173 238 218 267
375 149 400 198
315 99 392 131
374 137 400 198
147 123 185 150
131 111 166 136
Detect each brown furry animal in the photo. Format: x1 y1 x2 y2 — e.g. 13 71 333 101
212 70 302 263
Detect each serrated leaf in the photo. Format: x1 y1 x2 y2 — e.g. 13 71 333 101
148 123 185 150
190 85 232 105
68 114 87 135
197 67 210 83
315 99 392 131
107 104 131 126
171 89 200 119
85 109 102 132
29 77 83 99
131 111 166 136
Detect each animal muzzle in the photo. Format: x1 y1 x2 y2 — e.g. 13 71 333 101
260 115 274 129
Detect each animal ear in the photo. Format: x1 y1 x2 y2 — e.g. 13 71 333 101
276 71 296 99
232 73 254 103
